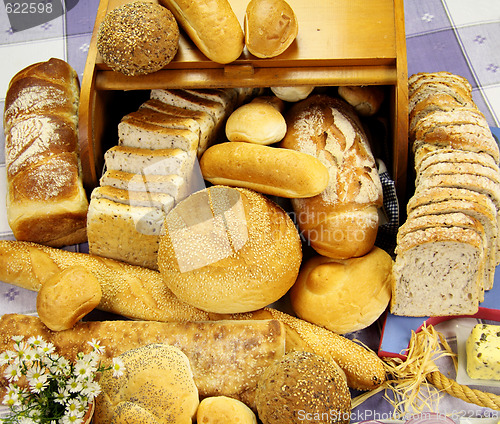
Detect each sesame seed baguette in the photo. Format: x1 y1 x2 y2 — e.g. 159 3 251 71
224 307 386 391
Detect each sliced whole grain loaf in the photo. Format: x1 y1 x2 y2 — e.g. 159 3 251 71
408 71 473 95
391 226 483 317
416 161 500 188
415 149 499 176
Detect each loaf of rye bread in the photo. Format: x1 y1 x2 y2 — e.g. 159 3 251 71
3 58 88 247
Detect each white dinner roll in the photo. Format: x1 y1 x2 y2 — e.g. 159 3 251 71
290 247 393 334
244 0 298 58
197 396 257 424
157 186 302 313
225 101 287 145
270 86 315 102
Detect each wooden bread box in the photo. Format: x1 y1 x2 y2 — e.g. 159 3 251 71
79 0 408 200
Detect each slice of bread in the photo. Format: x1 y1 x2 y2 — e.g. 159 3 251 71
118 117 199 152
104 145 195 177
100 170 190 202
87 197 165 270
391 226 483 317
90 185 174 214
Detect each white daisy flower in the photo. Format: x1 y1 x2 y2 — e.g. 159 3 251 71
87 339 105 355
2 383 21 407
4 363 22 382
66 377 83 394
111 357 125 377
0 350 15 366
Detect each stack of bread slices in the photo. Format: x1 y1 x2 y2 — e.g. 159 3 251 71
87 88 257 270
391 72 500 317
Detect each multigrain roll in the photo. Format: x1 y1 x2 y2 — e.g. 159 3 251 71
244 0 298 58
255 351 351 424
157 186 302 313
97 2 180 76
280 95 383 259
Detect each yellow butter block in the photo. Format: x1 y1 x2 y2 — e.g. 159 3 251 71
466 323 500 380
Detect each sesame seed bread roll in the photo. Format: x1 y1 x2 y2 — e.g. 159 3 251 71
199 142 329 198
157 186 302 313
158 0 244 64
97 2 180 76
3 58 88 247
280 94 383 259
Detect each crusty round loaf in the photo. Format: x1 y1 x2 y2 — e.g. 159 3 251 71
95 344 199 424
157 186 302 313
255 351 351 424
280 95 383 259
197 396 257 424
97 2 179 76
36 266 102 331
290 247 393 334
225 101 287 145
244 0 298 58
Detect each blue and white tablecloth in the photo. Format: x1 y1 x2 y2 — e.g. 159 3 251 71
0 0 500 420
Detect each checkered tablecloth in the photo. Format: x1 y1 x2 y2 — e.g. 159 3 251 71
0 0 500 420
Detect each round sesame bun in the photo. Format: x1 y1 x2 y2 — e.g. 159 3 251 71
197 396 257 424
97 2 179 76
157 186 302 314
244 0 298 58
255 351 351 424
290 247 393 334
95 344 199 424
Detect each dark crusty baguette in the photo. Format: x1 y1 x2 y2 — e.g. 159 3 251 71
3 58 88 247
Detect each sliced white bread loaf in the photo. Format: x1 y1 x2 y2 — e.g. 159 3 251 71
183 88 238 115
391 226 484 317
90 185 174 214
104 145 195 177
100 169 191 203
140 98 214 156
118 117 199 152
122 109 201 136
87 197 165 270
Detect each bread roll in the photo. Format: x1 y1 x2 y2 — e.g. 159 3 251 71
270 86 314 102
337 85 385 116
200 142 329 198
36 266 102 331
97 2 180 76
96 344 199 424
255 351 351 424
157 186 302 313
290 247 393 334
3 58 88 247
280 94 383 259
225 101 287 145
244 0 298 58
197 396 257 424
158 0 244 64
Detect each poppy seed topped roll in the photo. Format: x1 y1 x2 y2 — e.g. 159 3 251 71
97 2 180 76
